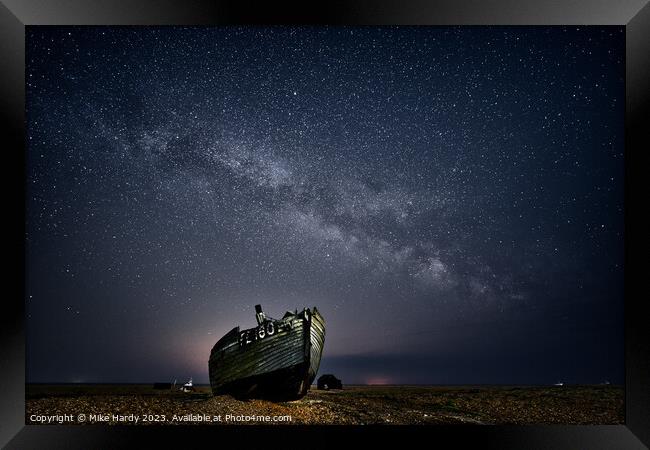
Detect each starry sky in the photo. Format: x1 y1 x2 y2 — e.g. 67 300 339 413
26 26 624 385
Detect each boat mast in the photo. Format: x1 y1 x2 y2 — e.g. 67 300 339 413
255 304 266 325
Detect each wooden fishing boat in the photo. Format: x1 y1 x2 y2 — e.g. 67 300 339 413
208 305 325 400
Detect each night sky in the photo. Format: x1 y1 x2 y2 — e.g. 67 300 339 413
26 26 624 385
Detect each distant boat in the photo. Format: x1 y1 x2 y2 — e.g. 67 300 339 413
209 305 325 400
181 377 194 392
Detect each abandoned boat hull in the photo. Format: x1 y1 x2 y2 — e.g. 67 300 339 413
209 306 325 400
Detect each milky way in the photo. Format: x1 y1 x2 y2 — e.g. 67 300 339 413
26 26 624 384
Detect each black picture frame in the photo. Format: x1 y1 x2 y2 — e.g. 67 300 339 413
1 1 648 448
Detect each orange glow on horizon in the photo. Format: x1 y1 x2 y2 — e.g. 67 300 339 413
365 377 393 385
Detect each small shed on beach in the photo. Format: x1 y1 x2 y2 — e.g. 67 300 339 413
317 374 342 390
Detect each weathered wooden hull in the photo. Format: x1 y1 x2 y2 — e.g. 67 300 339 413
209 307 325 400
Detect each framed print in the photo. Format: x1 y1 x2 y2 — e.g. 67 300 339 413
1 1 648 448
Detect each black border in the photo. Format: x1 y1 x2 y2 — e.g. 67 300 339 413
1 1 648 448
